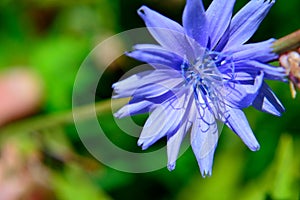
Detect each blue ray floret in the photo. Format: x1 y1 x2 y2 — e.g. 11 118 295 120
112 0 286 177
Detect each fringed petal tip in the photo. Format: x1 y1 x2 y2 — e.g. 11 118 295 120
197 151 214 178
125 51 144 61
113 105 130 118
275 104 285 116
241 132 261 152
113 112 122 119
124 51 132 57
200 169 212 178
269 0 276 4
167 162 176 171
137 5 149 18
111 82 117 89
273 111 283 117
137 139 149 150
111 94 121 99
137 138 155 151
249 143 260 152
255 100 285 117
252 82 285 116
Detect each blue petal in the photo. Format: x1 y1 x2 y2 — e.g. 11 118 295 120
191 105 219 177
224 72 264 108
224 0 275 48
138 104 181 150
234 60 286 81
229 39 278 62
138 6 192 57
131 79 182 99
206 0 236 48
115 88 183 118
138 90 191 150
167 89 194 170
197 145 216 177
225 108 260 151
112 70 182 98
114 100 154 118
182 0 208 47
252 82 285 116
112 70 152 97
127 44 183 70
167 121 191 171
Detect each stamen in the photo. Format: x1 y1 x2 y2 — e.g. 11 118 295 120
181 50 234 120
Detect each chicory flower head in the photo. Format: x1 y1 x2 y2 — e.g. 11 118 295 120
113 0 286 177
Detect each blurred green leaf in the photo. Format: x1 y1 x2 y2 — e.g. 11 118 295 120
30 36 89 111
271 134 296 198
238 134 298 200
51 165 111 200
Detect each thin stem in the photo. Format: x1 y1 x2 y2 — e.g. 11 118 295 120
273 29 300 54
0 98 129 134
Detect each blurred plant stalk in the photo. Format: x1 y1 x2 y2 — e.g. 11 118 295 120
0 98 129 134
273 29 300 54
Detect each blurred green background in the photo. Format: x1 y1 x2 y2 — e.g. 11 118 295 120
0 0 299 199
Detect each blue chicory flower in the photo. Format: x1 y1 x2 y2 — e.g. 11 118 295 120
112 0 286 176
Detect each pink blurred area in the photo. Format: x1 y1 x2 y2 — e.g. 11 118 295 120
0 68 44 126
0 141 53 200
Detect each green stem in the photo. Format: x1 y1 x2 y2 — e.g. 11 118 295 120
273 29 300 54
0 98 128 134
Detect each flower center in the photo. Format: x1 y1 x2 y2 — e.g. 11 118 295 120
181 50 234 119
181 51 227 94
